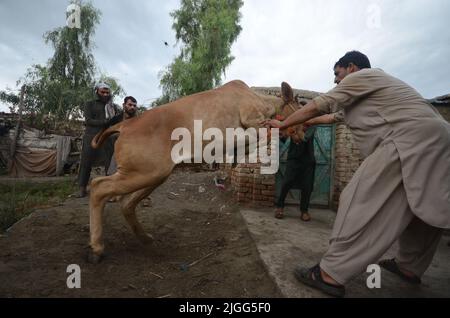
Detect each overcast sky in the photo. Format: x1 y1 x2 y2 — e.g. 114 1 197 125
1 0 449 112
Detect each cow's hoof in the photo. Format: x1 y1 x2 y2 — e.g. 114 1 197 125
87 249 103 264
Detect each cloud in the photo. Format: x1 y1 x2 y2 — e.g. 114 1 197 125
0 0 180 111
224 0 450 97
1 0 449 112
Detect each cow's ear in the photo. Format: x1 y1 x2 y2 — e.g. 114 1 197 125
281 82 294 103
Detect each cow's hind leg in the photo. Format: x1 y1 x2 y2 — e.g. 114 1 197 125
119 176 169 244
88 172 168 263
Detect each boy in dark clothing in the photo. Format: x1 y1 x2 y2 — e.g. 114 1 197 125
275 126 316 221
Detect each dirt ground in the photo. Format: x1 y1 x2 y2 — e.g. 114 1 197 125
0 169 282 298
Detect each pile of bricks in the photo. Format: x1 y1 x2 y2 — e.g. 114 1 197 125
230 162 275 207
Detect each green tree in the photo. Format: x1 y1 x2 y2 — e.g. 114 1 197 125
0 90 20 112
156 0 243 104
45 1 99 89
0 1 124 121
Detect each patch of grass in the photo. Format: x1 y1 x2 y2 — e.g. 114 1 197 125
0 179 76 232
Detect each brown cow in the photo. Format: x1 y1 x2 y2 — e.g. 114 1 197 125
87 80 302 263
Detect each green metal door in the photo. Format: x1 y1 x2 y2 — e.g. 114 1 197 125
275 124 335 208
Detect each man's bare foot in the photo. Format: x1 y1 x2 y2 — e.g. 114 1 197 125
300 211 311 222
379 259 421 284
274 208 284 219
294 264 345 297
320 268 342 286
397 267 417 278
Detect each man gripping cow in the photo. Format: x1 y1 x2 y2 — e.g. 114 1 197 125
264 50 450 297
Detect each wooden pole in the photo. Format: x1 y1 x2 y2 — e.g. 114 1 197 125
7 85 25 173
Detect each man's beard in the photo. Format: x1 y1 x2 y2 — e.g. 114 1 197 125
98 94 111 103
125 109 136 117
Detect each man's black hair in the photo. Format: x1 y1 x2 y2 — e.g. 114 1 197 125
335 51 371 69
124 96 137 104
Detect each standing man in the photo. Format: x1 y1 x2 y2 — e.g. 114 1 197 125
275 126 317 222
76 83 122 198
264 51 450 297
106 96 138 176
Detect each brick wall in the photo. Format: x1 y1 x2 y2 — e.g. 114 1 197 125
230 162 275 207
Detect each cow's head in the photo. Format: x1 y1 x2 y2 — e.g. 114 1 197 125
277 82 305 141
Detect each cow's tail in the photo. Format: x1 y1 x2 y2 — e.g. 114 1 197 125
91 122 123 149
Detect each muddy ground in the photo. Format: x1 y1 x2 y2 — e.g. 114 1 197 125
0 169 282 298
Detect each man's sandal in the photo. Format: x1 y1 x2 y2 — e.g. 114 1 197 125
274 209 284 219
294 264 345 298
379 259 421 284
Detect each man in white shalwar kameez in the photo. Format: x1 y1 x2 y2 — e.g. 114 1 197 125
264 51 450 297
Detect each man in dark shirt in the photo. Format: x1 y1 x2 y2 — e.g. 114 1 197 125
106 96 138 176
274 126 317 221
76 83 122 198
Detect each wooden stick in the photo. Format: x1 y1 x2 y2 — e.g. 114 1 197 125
148 271 164 279
188 252 215 267
8 85 25 173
